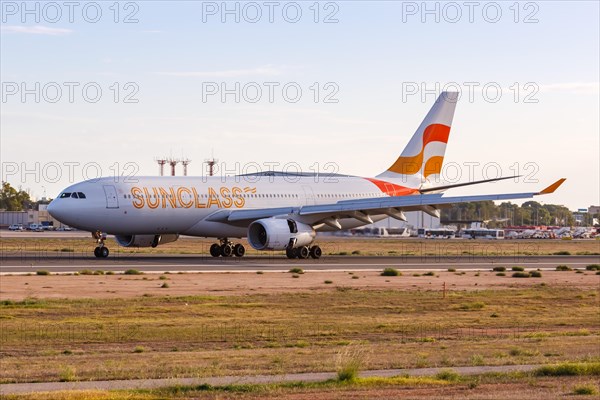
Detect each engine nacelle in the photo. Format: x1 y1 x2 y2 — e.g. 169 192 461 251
248 218 315 250
115 234 179 248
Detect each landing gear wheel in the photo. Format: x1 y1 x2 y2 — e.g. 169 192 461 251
233 244 245 257
100 247 109 258
210 243 221 257
309 245 322 259
220 243 234 257
298 246 310 259
94 247 101 258
286 247 298 259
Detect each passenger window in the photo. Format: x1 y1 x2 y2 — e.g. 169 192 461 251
78 192 86 199
60 192 71 198
72 192 79 199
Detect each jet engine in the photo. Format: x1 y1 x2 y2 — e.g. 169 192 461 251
248 218 315 250
115 234 179 248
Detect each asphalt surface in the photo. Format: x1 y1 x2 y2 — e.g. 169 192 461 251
1 253 598 273
0 364 541 395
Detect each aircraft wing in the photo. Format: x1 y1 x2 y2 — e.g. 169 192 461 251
207 179 566 228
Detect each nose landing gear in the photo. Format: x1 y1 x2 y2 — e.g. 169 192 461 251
92 231 110 258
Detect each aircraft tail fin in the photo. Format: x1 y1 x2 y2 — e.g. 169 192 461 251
377 91 458 185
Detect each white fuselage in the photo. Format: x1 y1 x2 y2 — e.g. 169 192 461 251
47 175 417 238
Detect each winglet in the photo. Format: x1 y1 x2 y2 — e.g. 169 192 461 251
538 178 566 195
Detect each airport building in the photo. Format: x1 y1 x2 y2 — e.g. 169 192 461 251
0 203 63 229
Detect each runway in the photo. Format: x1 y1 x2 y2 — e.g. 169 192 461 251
1 253 597 273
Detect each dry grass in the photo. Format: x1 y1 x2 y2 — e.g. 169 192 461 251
1 237 599 257
1 286 598 384
3 375 600 400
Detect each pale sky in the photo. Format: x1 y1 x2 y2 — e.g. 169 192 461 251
1 1 598 209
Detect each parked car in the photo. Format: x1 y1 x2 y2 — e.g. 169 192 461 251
28 223 44 232
8 224 24 231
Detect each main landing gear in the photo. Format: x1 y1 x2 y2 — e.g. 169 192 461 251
92 231 110 258
210 238 245 257
286 245 322 259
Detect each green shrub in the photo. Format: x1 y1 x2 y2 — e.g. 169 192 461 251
573 384 598 395
381 268 400 276
124 269 143 275
79 269 93 275
288 267 304 274
256 271 264 274
556 265 572 271
93 270 104 275
352 276 359 279
534 362 600 376
529 271 542 277
336 350 363 382
106 271 115 275
435 369 460 381
36 270 50 276
492 266 506 272
458 302 485 311
447 268 456 272
512 272 530 278
160 283 170 288
511 266 525 271
133 346 145 353
59 366 76 382
470 354 485 366
159 275 167 280
509 347 526 356
292 274 300 278
553 251 571 255
351 250 361 255
423 271 435 276
585 264 600 271
324 280 333 284
496 272 506 276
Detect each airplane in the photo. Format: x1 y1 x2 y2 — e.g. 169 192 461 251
47 92 566 259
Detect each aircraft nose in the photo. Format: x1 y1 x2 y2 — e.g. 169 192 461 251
47 199 65 222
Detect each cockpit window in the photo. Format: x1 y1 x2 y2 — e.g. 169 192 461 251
77 192 86 199
60 192 71 198
72 192 79 199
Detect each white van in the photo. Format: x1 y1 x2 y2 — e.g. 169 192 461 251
28 223 43 231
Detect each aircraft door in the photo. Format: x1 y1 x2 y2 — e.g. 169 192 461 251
302 185 316 205
103 185 119 209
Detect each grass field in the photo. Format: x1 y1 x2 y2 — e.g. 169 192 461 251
1 285 598 385
3 372 600 399
1 236 599 257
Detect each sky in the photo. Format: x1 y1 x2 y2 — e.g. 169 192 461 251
1 0 598 209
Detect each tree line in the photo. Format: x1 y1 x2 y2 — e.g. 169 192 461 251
441 200 590 227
